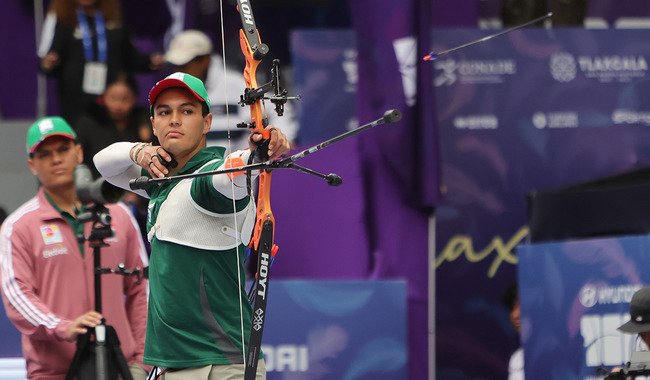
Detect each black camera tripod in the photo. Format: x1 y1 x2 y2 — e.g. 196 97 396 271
65 203 143 380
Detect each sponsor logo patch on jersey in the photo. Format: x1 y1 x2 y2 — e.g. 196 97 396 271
40 224 63 245
43 243 69 258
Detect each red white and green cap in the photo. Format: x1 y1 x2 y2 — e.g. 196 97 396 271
26 116 77 155
148 72 211 115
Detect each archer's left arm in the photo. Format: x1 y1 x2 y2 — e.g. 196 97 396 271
210 149 257 200
209 127 291 198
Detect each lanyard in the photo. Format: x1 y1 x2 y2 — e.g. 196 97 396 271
76 9 107 63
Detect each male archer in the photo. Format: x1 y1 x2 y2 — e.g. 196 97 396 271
94 72 290 379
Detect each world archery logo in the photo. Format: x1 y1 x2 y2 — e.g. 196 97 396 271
579 285 598 308
579 284 639 308
549 52 577 82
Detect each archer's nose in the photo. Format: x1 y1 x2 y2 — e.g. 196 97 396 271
170 113 181 127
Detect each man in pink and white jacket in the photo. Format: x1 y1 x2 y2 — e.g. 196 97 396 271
0 117 149 379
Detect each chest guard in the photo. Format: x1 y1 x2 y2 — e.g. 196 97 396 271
148 178 255 250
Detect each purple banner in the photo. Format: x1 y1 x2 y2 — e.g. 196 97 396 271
263 280 407 379
518 236 650 379
435 28 650 379
1 280 407 379
290 30 357 146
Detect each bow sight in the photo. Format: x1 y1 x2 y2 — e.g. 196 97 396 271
237 59 301 126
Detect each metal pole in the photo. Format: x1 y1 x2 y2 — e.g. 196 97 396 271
428 215 436 380
33 0 47 117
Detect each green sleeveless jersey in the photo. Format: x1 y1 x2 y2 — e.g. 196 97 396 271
142 147 255 368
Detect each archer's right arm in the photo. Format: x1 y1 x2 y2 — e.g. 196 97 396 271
94 142 151 198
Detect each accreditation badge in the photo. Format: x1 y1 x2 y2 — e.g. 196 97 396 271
82 61 107 95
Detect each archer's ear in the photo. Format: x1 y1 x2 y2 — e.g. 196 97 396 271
203 114 212 135
151 116 157 136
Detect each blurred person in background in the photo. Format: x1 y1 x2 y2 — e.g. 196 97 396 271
75 73 153 247
75 72 152 178
605 286 650 379
0 116 149 379
38 0 165 125
503 283 523 380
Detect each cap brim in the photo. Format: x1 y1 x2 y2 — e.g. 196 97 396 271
618 320 650 334
149 78 205 108
29 133 76 154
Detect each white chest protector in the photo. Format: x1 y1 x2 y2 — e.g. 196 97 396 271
148 178 255 251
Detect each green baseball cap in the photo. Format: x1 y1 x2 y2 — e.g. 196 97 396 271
148 72 211 115
26 116 77 155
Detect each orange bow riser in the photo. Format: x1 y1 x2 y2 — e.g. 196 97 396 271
235 1 280 378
